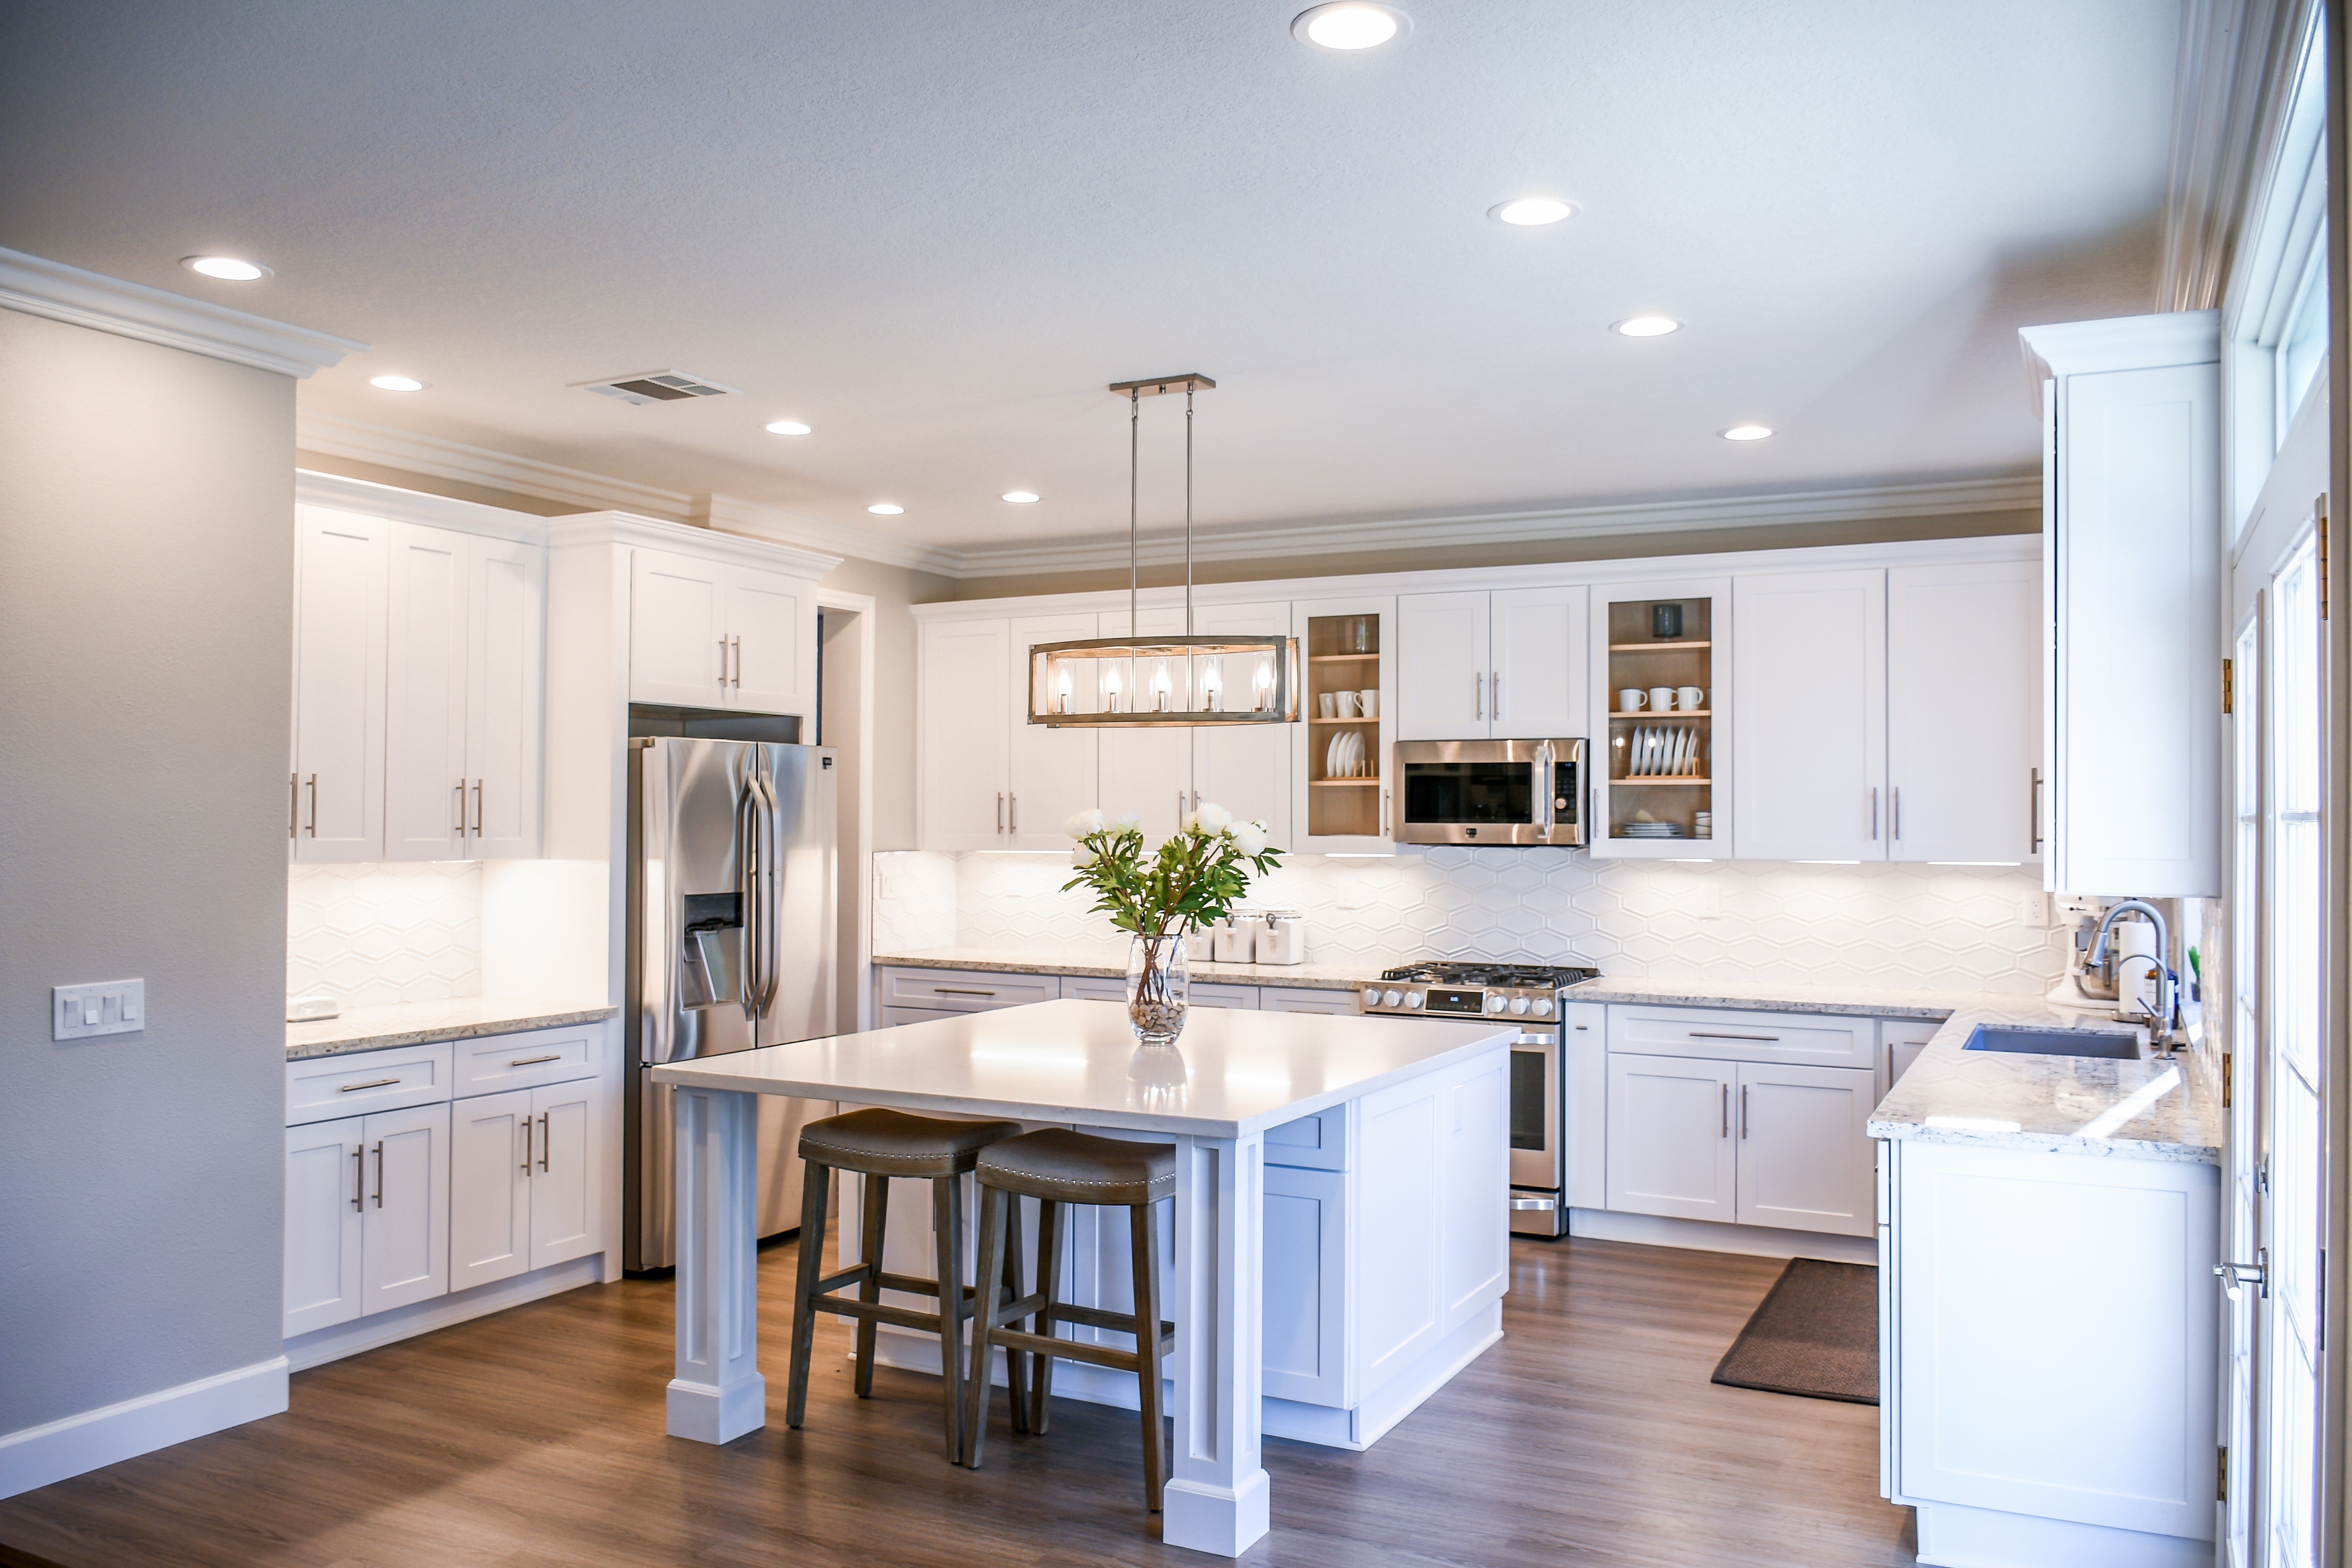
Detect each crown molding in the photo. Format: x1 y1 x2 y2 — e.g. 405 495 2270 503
2018 310 2222 415
691 494 960 576
546 510 842 579
295 410 694 520
295 468 549 545
944 473 2042 579
0 246 364 378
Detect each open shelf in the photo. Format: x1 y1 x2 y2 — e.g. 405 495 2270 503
1608 639 1711 652
1610 777 1712 787
1309 715 1379 726
1604 594 1715 844
1305 612 1383 839
1609 710 1711 719
1309 652 1381 664
1310 778 1382 788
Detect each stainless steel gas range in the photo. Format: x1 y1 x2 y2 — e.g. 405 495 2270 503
1361 961 1598 1238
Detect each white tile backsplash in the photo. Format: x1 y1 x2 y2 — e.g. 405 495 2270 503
878 848 2067 995
288 862 483 1008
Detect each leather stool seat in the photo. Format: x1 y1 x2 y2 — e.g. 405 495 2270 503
975 1127 1175 1206
801 1107 1024 1177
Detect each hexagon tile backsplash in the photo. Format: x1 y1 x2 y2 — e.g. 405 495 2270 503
288 863 483 1008
875 849 2068 995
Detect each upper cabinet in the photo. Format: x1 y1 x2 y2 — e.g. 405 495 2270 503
1732 569 1884 861
1189 600 1293 848
292 507 390 863
1886 560 2040 863
1008 612 1098 850
629 549 810 717
2021 312 2222 896
1293 596 1394 854
919 619 1015 851
1396 587 1587 741
1590 577 1728 858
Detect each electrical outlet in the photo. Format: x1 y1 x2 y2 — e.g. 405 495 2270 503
53 979 144 1040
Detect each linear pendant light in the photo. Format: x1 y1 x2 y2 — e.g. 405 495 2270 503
1026 374 1300 728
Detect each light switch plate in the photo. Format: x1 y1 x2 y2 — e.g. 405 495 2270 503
53 979 145 1040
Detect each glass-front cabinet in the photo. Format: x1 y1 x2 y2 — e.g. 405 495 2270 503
1290 595 1395 853
1588 576 1730 857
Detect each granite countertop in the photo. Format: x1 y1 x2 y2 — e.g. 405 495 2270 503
1562 975 2001 1020
287 997 620 1060
873 946 1375 991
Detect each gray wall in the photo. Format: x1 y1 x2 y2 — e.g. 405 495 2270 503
0 309 294 1433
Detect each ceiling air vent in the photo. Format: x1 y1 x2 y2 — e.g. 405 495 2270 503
572 370 741 406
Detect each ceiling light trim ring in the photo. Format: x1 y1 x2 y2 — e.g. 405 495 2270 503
1291 3 1412 50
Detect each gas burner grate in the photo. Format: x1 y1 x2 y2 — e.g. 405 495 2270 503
1379 961 1599 987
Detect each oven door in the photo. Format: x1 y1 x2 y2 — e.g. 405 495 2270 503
1509 1029 1561 1190
1395 739 1584 845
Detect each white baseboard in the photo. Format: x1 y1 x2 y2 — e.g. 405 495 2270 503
0 1355 290 1501
1913 1501 2211 1568
1567 1208 1877 1263
283 1253 607 1372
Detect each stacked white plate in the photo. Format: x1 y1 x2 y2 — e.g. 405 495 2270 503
1620 821 1687 838
1324 729 1366 778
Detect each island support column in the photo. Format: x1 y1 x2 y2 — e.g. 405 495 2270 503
1163 1129 1270 1556
667 1085 767 1443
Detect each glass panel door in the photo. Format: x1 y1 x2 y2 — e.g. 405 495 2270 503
2223 607 2260 1568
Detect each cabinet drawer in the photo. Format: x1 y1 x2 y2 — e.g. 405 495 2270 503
1260 986 1360 1016
1058 974 1126 1004
1189 982 1259 1010
453 1025 600 1099
1606 1004 1874 1070
287 1043 454 1126
1266 1107 1347 1170
880 967 1059 1012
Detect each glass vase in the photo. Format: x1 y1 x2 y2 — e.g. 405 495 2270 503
1125 930 1191 1048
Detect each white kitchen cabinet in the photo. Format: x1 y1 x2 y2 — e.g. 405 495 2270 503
1561 1002 1607 1211
1261 1163 1347 1408
526 1077 600 1270
630 548 811 717
1097 606 1193 844
1396 586 1587 741
1886 561 2039 863
919 619 1014 850
1293 594 1397 854
450 1088 533 1292
284 1115 368 1336
357 1100 451 1316
1732 568 1886 861
1733 1062 1877 1237
1007 612 1098 849
724 563 809 716
384 522 546 861
1605 1053 1738 1223
2021 313 2221 896
1189 599 1293 848
1396 591 1488 738
291 507 389 863
1261 986 1359 1015
1187 981 1259 1010
1882 1019 1940 1086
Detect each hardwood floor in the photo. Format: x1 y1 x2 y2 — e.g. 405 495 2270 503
0 1233 1915 1567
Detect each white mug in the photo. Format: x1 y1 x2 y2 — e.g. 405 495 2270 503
1317 692 1336 718
1649 686 1676 712
1619 688 1646 711
1677 686 1705 710
1357 688 1379 718
1336 690 1361 717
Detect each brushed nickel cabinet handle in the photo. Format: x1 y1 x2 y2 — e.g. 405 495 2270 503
305 775 318 837
934 987 997 997
454 780 467 833
291 773 300 839
1475 671 1483 721
538 1112 551 1172
371 1141 385 1208
1492 670 1501 719
2030 766 2044 853
1009 792 1019 832
1741 1084 1750 1139
719 634 730 686
1892 785 1902 842
1691 1032 1780 1043
521 1116 533 1173
996 791 1005 833
509 1053 562 1067
339 1077 401 1092
1720 1083 1729 1138
472 780 483 834
351 1146 364 1211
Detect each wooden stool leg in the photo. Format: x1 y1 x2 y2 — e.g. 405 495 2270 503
1028 1198 1063 1435
784 1159 830 1428
853 1171 888 1399
1001 1193 1029 1434
964 1183 1008 1469
1131 1199 1167 1513
931 1172 967 1464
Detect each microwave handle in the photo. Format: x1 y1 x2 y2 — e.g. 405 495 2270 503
1533 741 1554 833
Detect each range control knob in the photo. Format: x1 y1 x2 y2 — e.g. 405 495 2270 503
1509 995 1531 1015
1383 989 1404 1008
1404 991 1424 1009
1361 987 1382 1008
1532 997 1555 1017
1485 993 1508 1014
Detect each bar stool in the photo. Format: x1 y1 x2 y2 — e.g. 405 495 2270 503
962 1128 1176 1511
785 1107 1026 1463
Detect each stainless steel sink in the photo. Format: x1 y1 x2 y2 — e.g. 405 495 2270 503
1963 1023 2142 1060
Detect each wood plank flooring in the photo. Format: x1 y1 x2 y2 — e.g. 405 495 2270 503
0 1233 1916 1567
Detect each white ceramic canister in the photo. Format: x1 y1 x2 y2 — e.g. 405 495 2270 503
1255 910 1306 965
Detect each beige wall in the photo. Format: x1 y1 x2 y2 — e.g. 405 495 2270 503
3 310 296 1435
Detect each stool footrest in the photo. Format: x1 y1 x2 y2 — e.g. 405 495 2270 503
1041 1302 1175 1340
985 1326 1151 1374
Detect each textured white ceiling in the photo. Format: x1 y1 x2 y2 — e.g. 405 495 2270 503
0 1 2177 553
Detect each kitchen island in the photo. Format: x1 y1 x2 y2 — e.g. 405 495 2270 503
651 997 1515 1557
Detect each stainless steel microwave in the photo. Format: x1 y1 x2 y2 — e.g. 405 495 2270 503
1394 739 1585 846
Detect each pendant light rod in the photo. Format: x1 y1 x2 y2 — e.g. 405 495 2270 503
1185 381 1195 637
1129 386 1140 635
1106 373 1215 635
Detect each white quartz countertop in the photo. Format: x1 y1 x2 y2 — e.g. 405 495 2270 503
287 996 619 1060
874 946 1373 990
651 997 1515 1137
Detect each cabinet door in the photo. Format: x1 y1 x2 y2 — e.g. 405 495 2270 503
1292 595 1397 854
1489 585 1587 740
449 1088 532 1291
528 1078 602 1270
1439 1050 1511 1335
1396 590 1490 739
383 522 470 862
1561 1002 1607 1210
360 1102 450 1314
1189 600 1294 848
725 563 808 715
629 549 727 707
1883 1019 1940 1088
1605 1053 1737 1222
1097 608 1193 844
1732 569 1886 860
291 507 388 863
1734 1063 1876 1238
1260 986 1360 1015
1187 982 1259 1010
1885 560 2038 864
919 619 1012 849
284 1115 366 1337
467 536 545 859
1262 1164 1348 1408
1007 612 1099 849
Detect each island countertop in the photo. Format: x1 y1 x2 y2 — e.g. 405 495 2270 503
650 997 1516 1137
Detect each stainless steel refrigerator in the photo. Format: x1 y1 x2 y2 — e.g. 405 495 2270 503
624 737 837 1272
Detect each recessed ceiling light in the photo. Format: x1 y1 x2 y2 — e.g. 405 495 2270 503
764 420 813 436
1721 424 1774 442
181 255 270 281
1291 3 1411 50
1489 197 1576 227
368 374 427 392
868 503 904 516
1002 491 1040 504
1613 315 1682 338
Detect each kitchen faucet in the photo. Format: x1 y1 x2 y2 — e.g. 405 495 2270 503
2088 900 2175 1041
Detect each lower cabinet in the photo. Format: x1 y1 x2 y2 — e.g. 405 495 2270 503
449 1079 602 1292
285 1102 450 1336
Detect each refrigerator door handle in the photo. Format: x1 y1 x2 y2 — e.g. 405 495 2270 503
753 768 783 1021
737 769 763 1021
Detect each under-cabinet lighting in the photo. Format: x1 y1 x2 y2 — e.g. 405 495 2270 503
1794 859 1861 865
1664 857 1714 863
1929 861 2023 867
182 255 270 281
